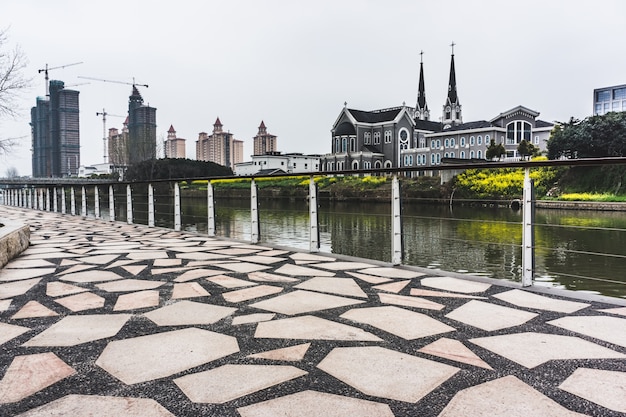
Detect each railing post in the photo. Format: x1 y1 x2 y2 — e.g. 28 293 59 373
250 179 259 244
94 186 100 219
309 175 320 252
109 185 115 221
45 188 51 211
207 181 215 237
53 187 58 212
70 187 76 215
148 184 155 227
38 189 43 210
521 167 535 287
61 188 66 214
174 182 181 231
81 186 87 217
126 184 133 224
391 175 403 265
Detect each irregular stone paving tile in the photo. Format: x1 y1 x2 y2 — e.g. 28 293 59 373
238 390 394 417
23 247 67 255
173 268 227 282
11 301 58 319
176 252 232 260
59 259 80 266
174 364 307 403
205 273 251 285
0 299 11 311
257 249 290 256
232 313 276 326
421 276 491 293
126 251 169 260
357 267 424 280
171 282 210 299
15 394 175 417
46 281 88 297
0 322 31 346
559 368 626 413
378 292 446 311
23 314 131 347
114 290 160 311
493 289 590 313
187 260 232 267
237 255 287 265
346 271 393 284
438 375 586 417
250 290 365 315
310 261 377 271
4 259 55 269
248 271 299 283
255 315 382 341
59 270 123 283
68 248 97 255
373 279 410 293
152 258 182 267
236 244 274 250
295 277 367 298
342 306 455 340
0 268 54 282
294 260 318 265
0 352 76 404
56 264 96 275
19 252 78 260
417 337 493 370
222 285 283 303
167 246 219 252
54 292 105 312
0 278 42 300
121 265 147 275
410 288 487 299
318 346 459 402
248 343 311 361
151 267 195 275
274 264 336 277
96 279 166 292
446 300 537 331
213 262 272 273
470 332 626 368
598 306 626 316
79 254 119 265
96 328 239 385
289 253 334 262
212 248 263 256
144 300 236 326
548 315 626 348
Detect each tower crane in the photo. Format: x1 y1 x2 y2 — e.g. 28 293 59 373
77 76 148 89
96 109 126 164
38 62 83 96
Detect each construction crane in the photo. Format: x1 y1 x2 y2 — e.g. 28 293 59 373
64 82 90 88
38 62 83 96
96 109 126 164
77 76 148 89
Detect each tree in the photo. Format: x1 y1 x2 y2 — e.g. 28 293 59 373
0 28 31 155
124 158 233 182
547 113 626 159
486 139 505 161
517 140 540 160
4 166 18 178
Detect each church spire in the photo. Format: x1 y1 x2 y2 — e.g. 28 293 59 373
443 42 462 127
416 51 429 121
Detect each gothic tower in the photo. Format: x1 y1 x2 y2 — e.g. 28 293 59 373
415 51 429 121
442 43 462 127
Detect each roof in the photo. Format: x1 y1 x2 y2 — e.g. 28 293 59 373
414 119 442 132
446 54 459 105
490 105 540 122
259 120 266 129
334 122 356 136
535 119 554 128
444 120 493 132
168 125 175 133
257 168 286 175
214 117 222 126
348 107 403 123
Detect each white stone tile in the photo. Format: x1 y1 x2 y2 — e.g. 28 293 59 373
409 288 487 299
4 259 55 269
247 271 299 283
55 291 106 312
207 275 257 288
310 261 377 271
439 375 586 417
222 285 283 303
548 315 626 348
114 290 160 311
173 268 226 282
0 322 31 346
176 252 233 261
274 264 335 277
250 290 365 315
356 267 424 280
421 277 491 293
256 250 290 257
96 279 165 292
446 300 537 331
255 315 382 342
346 271 393 284
11 301 58 319
126 251 169 260
378 293 446 311
493 289 589 313
559 368 626 413
151 267 195 275
152 258 182 267
0 299 11 312
342 306 455 340
174 364 307 403
470 332 626 368
121 265 148 276
96 328 239 384
0 268 55 282
373 280 410 293
247 343 311 361
237 255 287 265
597 306 626 316
144 300 236 326
295 277 367 298
0 278 42 299
237 390 394 417
23 314 131 347
79 254 119 265
214 262 272 273
212 248 263 256
59 270 123 283
46 282 88 297
289 253 334 262
317 346 458 402
56 264 96 275
171 283 210 299
15 394 176 416
105 259 142 269
417 337 492 370
232 313 276 326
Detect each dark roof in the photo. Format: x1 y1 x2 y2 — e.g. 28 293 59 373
257 168 286 176
334 122 356 136
415 119 442 132
348 107 403 123
444 120 493 132
535 119 554 128
362 145 383 153
416 61 428 111
446 54 459 105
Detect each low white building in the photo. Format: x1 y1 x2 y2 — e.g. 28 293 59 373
234 152 321 176
78 163 113 177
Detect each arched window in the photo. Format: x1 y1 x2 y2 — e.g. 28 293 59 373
364 132 371 144
506 121 532 144
399 128 409 150
477 136 482 145
460 137 466 146
477 150 483 159
384 130 392 143
460 151 465 159
352 161 359 170
450 152 455 158
374 132 381 144
436 153 441 164
485 134 490 143
450 138 455 147
408 155 413 166
445 139 449 148
431 154 435 165
436 139 441 148
384 160 392 168
335 138 340 152
350 137 356 152
470 150 475 158
444 152 449 158
374 160 382 169
341 138 347 152
470 136 475 146
430 140 435 148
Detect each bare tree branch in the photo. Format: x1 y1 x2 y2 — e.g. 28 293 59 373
0 27 31 119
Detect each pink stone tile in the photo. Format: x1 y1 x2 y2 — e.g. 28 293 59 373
171 283 210 299
113 290 160 311
346 271 393 284
378 293 445 311
418 337 493 370
46 282 88 297
372 280 410 293
247 343 311 361
232 313 276 325
173 268 226 282
0 268 55 282
410 288 487 299
54 292 105 312
15 394 175 416
0 322 31 346
207 275 257 288
222 285 283 303
0 278 42 300
121 265 148 275
11 301 58 319
0 299 12 311
247 271 299 283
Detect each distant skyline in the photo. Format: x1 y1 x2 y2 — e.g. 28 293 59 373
2 0 626 176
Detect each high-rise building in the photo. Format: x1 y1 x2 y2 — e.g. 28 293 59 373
127 86 157 165
196 118 243 168
593 84 626 115
253 120 277 155
30 80 80 177
108 117 129 166
164 125 186 158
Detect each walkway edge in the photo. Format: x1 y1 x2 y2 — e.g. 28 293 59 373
0 218 30 268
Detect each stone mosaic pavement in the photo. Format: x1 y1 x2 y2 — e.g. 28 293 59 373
1 206 626 416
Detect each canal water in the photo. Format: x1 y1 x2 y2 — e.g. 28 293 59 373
125 191 626 298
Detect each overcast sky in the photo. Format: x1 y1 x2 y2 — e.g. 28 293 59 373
2 0 626 176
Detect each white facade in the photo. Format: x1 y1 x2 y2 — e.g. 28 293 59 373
78 163 112 177
234 153 321 176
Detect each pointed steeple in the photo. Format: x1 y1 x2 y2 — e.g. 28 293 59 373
258 120 267 134
167 125 176 139
213 117 223 133
442 42 462 127
416 51 429 121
